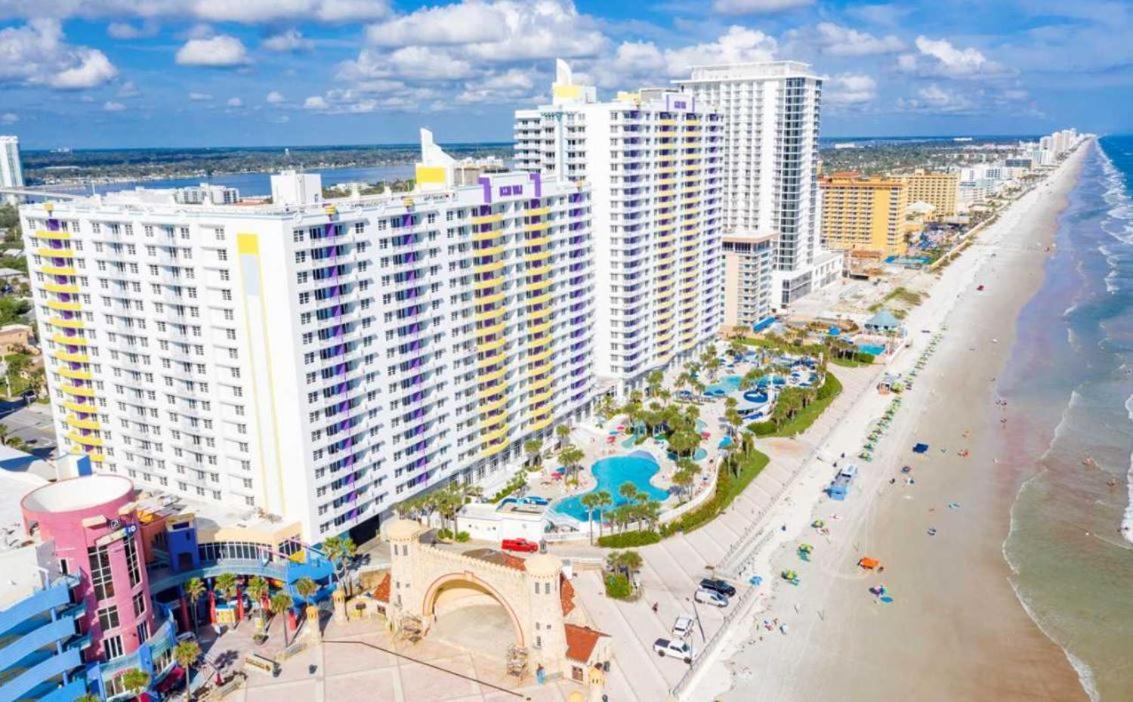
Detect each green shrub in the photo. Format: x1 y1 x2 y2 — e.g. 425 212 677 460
661 449 769 536
597 530 660 548
490 473 528 503
455 531 470 542
604 574 632 600
436 528 454 540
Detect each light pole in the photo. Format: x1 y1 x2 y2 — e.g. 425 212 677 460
685 596 706 643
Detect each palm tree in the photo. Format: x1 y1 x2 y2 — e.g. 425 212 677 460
705 355 722 381
580 491 603 544
618 482 640 505
75 694 100 702
558 444 584 487
294 576 320 635
523 438 543 468
596 394 615 422
593 490 612 540
173 640 201 702
646 370 664 397
555 423 571 449
672 459 700 502
269 591 294 647
184 577 205 632
245 576 269 633
121 668 150 699
321 535 357 598
212 572 239 626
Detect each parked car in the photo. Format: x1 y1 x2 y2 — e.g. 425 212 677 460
501 538 539 553
698 578 736 597
672 615 695 638
694 588 729 607
653 638 693 663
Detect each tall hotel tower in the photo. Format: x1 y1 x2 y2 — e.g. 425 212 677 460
515 61 724 393
20 131 594 541
676 62 842 308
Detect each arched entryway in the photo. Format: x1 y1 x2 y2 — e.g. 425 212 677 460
421 573 524 655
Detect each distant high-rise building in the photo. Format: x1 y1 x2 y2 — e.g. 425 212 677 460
20 130 595 540
0 135 24 205
515 60 725 392
819 174 910 258
676 62 842 309
722 232 776 330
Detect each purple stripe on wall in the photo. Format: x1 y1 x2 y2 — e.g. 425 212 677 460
478 176 492 204
529 171 542 198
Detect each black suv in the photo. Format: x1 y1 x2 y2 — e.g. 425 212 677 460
699 578 736 597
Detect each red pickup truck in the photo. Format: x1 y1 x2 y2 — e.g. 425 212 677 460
501 538 539 553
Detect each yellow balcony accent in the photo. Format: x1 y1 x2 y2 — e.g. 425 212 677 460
524 251 551 264
526 206 550 217
63 400 95 414
528 415 554 432
526 264 552 277
527 364 551 380
471 213 503 226
658 119 676 126
658 178 675 186
478 383 506 401
476 306 506 323
40 265 76 276
525 235 551 247
525 279 552 293
477 349 505 368
481 424 510 445
472 228 501 242
480 394 509 413
481 440 509 459
88 452 105 463
47 317 84 329
480 410 508 430
61 383 95 398
528 347 554 364
528 388 554 406
44 282 79 294
474 260 505 275
51 333 87 346
474 244 505 257
47 299 82 312
528 375 554 392
38 247 74 258
473 277 501 292
479 365 509 384
528 307 551 323
35 229 70 240
52 350 89 364
58 367 93 381
476 321 506 338
67 431 103 447
66 415 101 431
526 293 552 307
479 336 508 353
523 221 549 233
528 320 552 336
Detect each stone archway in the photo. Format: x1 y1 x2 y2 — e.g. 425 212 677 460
421 572 525 652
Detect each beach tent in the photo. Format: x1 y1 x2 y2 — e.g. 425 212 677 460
858 557 880 570
864 308 902 334
913 443 929 454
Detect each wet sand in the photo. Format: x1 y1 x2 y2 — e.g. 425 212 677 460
719 145 1091 701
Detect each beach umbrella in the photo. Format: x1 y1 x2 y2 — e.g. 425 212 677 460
812 519 825 528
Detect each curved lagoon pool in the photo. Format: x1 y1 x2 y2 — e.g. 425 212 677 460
552 452 669 522
704 375 742 397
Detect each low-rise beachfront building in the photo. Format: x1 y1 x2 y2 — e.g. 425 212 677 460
515 60 725 393
819 173 910 258
722 231 777 331
19 132 595 542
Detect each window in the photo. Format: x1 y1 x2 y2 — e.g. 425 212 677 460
98 605 120 630
133 591 147 617
104 634 125 660
124 535 142 587
87 545 114 600
136 620 149 643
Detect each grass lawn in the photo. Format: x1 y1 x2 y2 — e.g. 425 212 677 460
830 355 872 368
660 447 770 536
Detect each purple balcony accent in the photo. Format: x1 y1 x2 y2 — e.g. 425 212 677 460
529 171 543 198
409 373 424 387
411 391 424 403
478 176 493 204
570 302 584 313
47 218 60 232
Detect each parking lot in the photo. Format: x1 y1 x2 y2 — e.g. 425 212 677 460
0 401 57 458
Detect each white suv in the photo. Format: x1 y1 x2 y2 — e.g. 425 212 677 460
694 588 729 607
672 615 694 638
653 638 693 663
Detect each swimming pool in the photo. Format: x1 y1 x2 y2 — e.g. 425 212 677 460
552 452 669 522
859 344 886 357
668 448 709 462
703 375 742 397
718 436 734 449
742 390 770 404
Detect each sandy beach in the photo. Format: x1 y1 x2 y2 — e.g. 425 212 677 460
689 144 1093 701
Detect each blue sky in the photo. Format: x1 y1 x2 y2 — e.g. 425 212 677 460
0 0 1129 149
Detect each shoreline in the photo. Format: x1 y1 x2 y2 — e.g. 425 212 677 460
689 143 1092 701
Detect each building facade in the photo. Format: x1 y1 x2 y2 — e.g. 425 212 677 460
819 174 910 258
20 134 594 541
676 61 841 308
515 60 724 391
721 232 776 330
900 171 957 219
1 135 23 205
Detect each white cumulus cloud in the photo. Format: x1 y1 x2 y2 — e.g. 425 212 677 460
0 20 118 89
262 29 313 52
175 35 251 67
266 90 285 104
899 36 1009 79
825 73 877 105
188 91 213 101
304 96 329 110
103 100 126 111
713 0 813 15
226 97 244 107
811 23 904 56
1 113 18 124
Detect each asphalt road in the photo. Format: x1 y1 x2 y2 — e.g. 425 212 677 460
0 400 58 458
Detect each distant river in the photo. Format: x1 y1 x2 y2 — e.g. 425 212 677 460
45 163 416 197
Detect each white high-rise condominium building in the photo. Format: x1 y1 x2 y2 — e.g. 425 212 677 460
20 131 594 541
1 136 24 205
676 62 841 309
515 60 724 392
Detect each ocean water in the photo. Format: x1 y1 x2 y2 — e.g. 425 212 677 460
1000 137 1133 701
